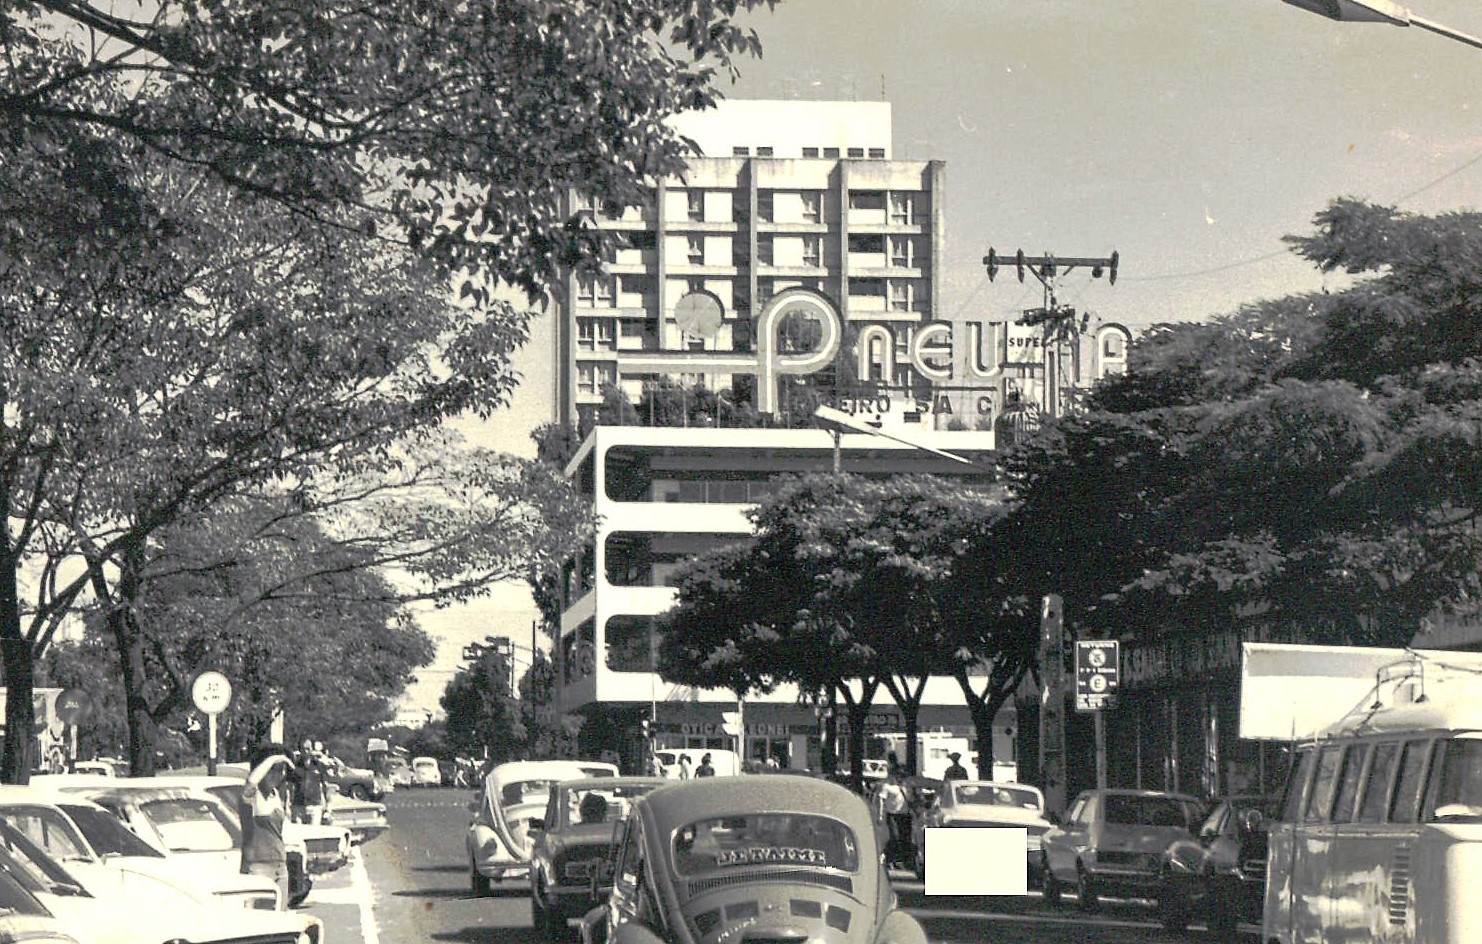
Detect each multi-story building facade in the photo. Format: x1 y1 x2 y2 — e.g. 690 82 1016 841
548 100 1133 777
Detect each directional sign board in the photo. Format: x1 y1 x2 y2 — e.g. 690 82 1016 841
191 671 233 716
1075 640 1120 711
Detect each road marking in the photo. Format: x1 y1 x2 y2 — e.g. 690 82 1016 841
349 846 380 944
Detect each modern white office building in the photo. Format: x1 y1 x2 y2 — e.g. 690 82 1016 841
547 100 1132 775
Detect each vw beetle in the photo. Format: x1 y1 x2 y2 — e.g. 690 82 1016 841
583 775 926 944
469 759 618 893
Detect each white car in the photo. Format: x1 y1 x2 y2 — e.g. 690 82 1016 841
910 780 1053 885
0 817 321 944
411 757 442 788
466 759 617 893
0 785 280 911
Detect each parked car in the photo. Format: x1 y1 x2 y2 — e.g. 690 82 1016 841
0 841 79 944
56 780 315 908
147 774 353 874
68 762 114 779
174 765 390 845
1040 788 1204 911
0 817 322 944
323 756 391 801
910 780 1053 886
582 775 928 944
412 757 443 788
468 760 607 893
0 784 281 912
385 755 414 789
1159 794 1274 935
528 777 667 940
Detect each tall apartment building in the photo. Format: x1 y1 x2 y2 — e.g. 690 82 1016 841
552 100 946 429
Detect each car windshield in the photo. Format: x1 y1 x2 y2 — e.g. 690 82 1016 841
954 784 1041 810
561 784 662 828
673 814 859 876
0 820 90 898
1104 795 1197 829
57 805 163 859
501 780 556 807
139 796 241 852
0 806 91 863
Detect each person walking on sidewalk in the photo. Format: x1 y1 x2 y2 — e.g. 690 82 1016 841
240 744 294 909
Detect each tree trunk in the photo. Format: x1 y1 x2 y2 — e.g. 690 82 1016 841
881 675 928 776
837 677 879 793
0 527 35 783
953 661 1031 782
105 544 159 776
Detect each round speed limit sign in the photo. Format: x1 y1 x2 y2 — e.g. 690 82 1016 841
191 671 233 715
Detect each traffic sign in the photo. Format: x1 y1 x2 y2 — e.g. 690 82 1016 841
54 688 91 726
191 671 233 715
1075 640 1120 711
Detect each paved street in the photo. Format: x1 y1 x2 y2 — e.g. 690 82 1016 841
303 788 1255 944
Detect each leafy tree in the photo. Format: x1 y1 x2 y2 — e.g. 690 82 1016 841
442 647 576 763
517 651 580 760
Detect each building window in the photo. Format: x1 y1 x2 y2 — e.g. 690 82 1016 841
581 319 616 349
801 191 822 223
852 278 885 298
688 276 706 294
889 281 912 312
757 235 774 266
732 146 750 156
1103 334 1126 358
620 273 653 295
576 272 596 304
756 146 773 157
823 147 840 158
890 192 916 224
802 147 819 158
757 191 774 223
890 236 913 268
757 279 775 307
595 274 614 304
687 190 704 222
850 190 886 211
578 321 596 350
869 147 886 159
848 233 885 254
577 363 596 395
802 236 821 267
847 147 864 158
687 235 704 266
623 230 656 251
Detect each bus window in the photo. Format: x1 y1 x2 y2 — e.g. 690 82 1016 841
1390 738 1433 824
1331 743 1369 824
1303 746 1343 823
1280 749 1315 822
1355 742 1398 823
1429 739 1482 821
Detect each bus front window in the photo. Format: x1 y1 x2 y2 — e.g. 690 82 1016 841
1431 739 1482 822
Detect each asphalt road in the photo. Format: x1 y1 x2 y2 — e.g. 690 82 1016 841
307 787 1255 944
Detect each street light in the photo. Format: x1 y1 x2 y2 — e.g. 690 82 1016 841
1281 0 1482 51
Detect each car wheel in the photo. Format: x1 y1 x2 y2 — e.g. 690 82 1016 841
1076 864 1099 911
1156 873 1189 932
470 865 491 897
350 784 370 801
1041 856 1062 907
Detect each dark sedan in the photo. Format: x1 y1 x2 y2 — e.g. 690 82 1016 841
1160 794 1273 936
529 777 667 940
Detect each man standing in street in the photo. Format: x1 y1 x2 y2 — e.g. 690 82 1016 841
943 752 969 781
298 746 328 824
241 745 294 908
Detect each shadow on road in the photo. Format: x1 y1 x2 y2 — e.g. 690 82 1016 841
432 928 543 944
411 865 471 874
392 887 481 901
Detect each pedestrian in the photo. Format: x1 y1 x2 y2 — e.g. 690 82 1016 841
240 744 294 909
875 766 909 867
296 746 329 824
677 753 692 780
648 751 665 778
943 752 969 781
696 753 715 777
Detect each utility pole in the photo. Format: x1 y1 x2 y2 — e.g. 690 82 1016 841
984 249 1118 417
1039 594 1068 817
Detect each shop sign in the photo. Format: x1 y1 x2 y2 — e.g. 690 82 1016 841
1122 630 1242 690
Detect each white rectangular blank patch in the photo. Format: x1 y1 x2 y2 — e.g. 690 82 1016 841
923 827 1028 896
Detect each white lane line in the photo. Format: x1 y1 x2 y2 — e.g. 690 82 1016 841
350 846 380 944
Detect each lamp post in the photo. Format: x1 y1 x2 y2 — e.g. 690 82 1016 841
1281 0 1482 51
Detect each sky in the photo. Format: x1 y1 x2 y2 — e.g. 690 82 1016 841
397 0 1482 717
